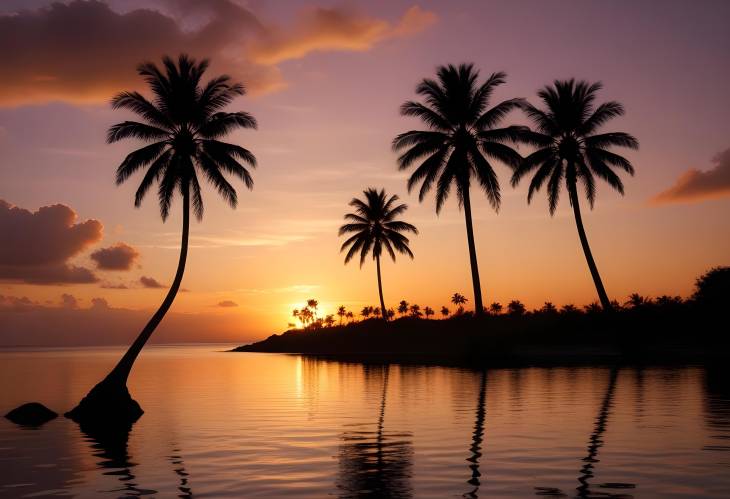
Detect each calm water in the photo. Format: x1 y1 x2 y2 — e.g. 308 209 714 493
1 345 729 498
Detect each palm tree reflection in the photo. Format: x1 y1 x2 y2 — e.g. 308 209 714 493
464 370 488 498
535 368 634 498
79 422 157 496
337 364 413 498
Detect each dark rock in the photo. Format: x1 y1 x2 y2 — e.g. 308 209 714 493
5 402 58 426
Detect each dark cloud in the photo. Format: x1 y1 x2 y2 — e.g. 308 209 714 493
101 282 129 289
217 300 238 307
140 275 166 288
90 297 109 309
61 293 79 309
90 242 139 270
653 147 730 204
0 199 101 284
0 1 436 105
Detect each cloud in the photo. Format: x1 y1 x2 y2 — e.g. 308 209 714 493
90 242 139 270
101 282 129 289
0 1 436 106
0 295 250 346
61 293 79 309
217 300 238 307
652 147 730 205
140 275 166 288
248 5 437 65
0 199 102 284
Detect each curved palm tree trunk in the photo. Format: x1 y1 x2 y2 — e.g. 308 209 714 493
461 188 484 315
376 254 388 322
66 189 190 424
568 185 612 311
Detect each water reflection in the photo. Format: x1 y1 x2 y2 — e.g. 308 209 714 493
703 366 730 456
79 422 158 496
337 364 414 498
464 370 487 498
169 448 194 498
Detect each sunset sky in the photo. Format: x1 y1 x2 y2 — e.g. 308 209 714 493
1 0 729 346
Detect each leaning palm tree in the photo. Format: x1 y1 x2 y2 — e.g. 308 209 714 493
393 64 531 315
339 188 417 321
66 54 257 424
512 79 638 310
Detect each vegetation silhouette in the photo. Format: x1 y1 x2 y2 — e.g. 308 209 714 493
512 79 638 311
339 188 418 322
393 64 533 315
67 54 257 425
337 365 413 498
236 267 730 365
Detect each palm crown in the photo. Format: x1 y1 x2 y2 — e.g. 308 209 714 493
512 79 638 213
392 63 528 212
108 54 257 220
339 188 417 266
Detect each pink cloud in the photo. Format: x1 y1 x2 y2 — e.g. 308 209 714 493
652 147 730 205
90 242 139 271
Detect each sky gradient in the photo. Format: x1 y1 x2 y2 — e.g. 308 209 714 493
1 0 729 346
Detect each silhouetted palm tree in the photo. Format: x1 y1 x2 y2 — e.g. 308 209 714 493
424 306 434 319
393 64 530 315
67 54 257 424
339 188 417 321
398 300 409 316
512 79 638 311
488 302 502 315
337 305 347 325
440 305 450 317
451 293 468 306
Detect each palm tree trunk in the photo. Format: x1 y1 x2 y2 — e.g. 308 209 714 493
568 185 612 311
66 188 190 424
376 254 388 322
462 188 484 315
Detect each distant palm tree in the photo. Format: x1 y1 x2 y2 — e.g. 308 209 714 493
409 304 422 318
393 64 531 315
324 314 336 328
451 293 468 306
339 188 418 321
424 306 435 319
440 306 450 317
361 306 372 319
507 300 526 316
346 311 355 323
337 305 347 325
307 299 319 320
512 79 638 311
67 54 257 423
488 302 503 315
398 300 409 316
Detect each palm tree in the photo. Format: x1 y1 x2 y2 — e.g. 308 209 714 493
512 79 638 311
451 293 468 306
393 64 530 315
337 305 347 325
424 306 435 319
339 188 418 321
67 54 257 424
398 300 409 316
488 302 502 315
307 299 319 321
409 304 422 318
361 306 373 319
440 305 450 317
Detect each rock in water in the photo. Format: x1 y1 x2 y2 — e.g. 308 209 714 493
5 402 58 426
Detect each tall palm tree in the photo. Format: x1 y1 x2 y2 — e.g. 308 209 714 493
393 64 530 315
339 188 417 321
512 79 638 310
67 54 257 424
